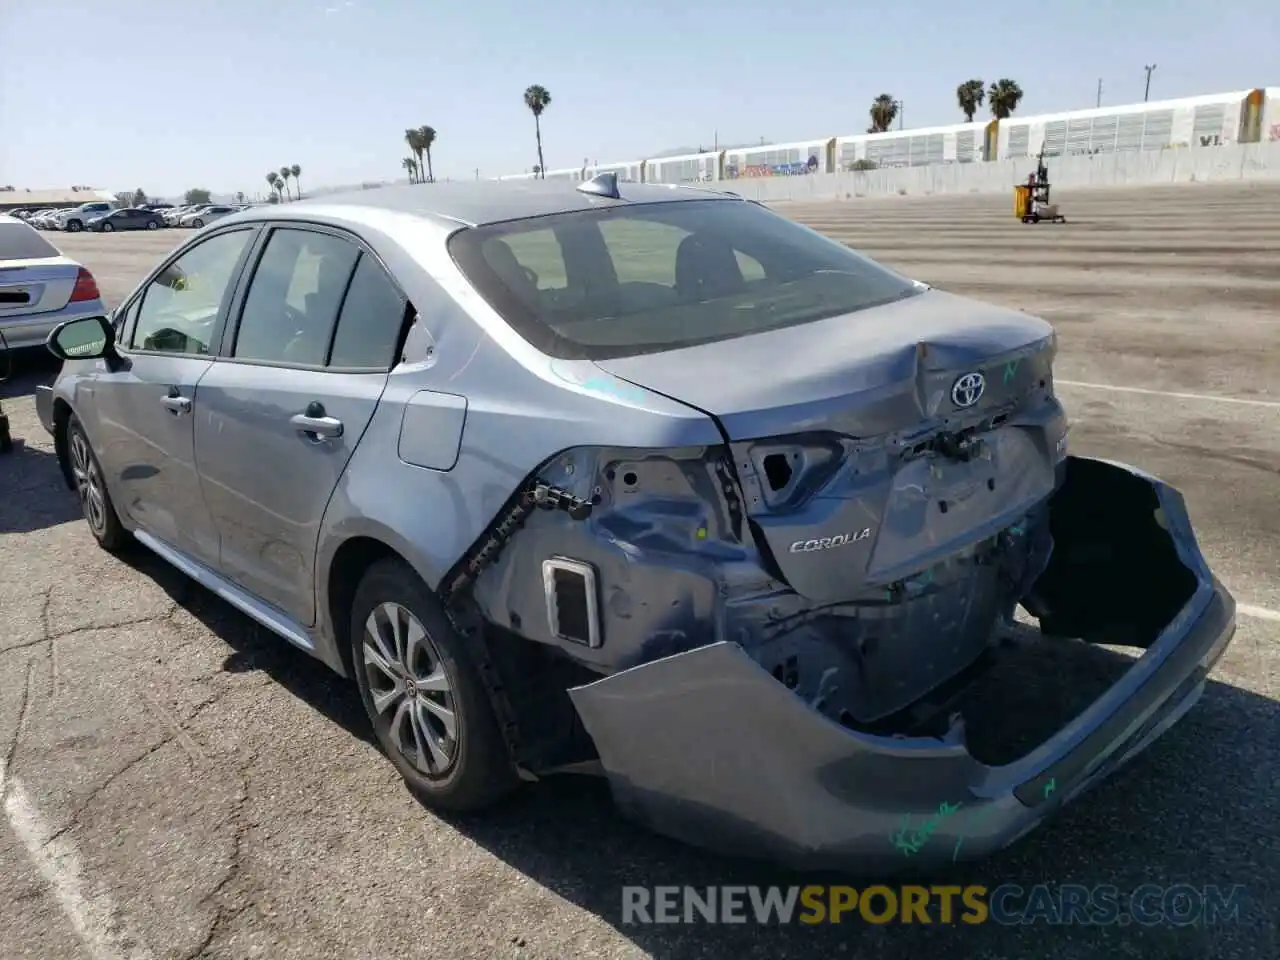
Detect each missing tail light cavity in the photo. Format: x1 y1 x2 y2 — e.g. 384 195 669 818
762 453 793 492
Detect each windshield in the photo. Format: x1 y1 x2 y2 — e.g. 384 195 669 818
0 221 61 261
447 198 920 360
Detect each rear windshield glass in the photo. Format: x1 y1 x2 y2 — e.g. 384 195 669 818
0 222 60 261
447 198 920 360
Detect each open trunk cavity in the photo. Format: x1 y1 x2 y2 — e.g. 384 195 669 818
742 456 1202 746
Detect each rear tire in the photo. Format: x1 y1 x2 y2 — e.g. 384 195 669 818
350 559 519 812
67 415 129 552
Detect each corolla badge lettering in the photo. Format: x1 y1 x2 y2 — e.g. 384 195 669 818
788 528 871 553
951 371 986 408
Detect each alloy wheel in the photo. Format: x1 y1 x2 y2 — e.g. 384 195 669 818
69 430 106 534
362 601 458 776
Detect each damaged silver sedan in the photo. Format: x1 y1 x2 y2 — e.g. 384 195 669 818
37 174 1235 872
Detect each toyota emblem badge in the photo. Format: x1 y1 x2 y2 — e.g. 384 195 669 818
951 372 986 408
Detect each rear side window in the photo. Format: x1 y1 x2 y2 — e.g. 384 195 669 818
0 222 60 261
233 228 360 366
328 254 409 369
448 199 918 360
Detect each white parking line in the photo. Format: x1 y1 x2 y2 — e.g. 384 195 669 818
1056 380 1280 409
1239 604 1280 623
0 760 153 960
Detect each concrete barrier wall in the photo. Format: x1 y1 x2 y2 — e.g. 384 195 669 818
718 142 1280 202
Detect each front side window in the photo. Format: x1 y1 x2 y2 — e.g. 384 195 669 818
130 228 254 354
448 198 919 359
232 228 360 366
114 298 140 342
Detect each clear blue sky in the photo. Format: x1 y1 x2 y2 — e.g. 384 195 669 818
1 0 1276 197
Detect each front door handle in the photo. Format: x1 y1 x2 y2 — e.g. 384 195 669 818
290 402 343 441
160 393 191 414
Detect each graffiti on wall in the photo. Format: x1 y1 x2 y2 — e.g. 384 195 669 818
725 154 820 179
1199 134 1224 147
1269 123 1280 142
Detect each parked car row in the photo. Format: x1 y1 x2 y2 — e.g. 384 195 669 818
16 202 120 232
5 201 251 234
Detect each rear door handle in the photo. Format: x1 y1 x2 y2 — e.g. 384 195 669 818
160 393 191 414
290 402 343 441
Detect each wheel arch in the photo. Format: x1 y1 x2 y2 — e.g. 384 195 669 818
321 531 445 679
52 397 76 490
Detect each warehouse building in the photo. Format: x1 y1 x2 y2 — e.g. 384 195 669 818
0 186 119 213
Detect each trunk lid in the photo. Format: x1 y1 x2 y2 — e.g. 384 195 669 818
0 258 81 316
594 288 1069 602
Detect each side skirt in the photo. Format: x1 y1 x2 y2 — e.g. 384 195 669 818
132 528 317 654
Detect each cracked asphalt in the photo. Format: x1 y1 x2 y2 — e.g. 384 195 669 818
1 182 1277 959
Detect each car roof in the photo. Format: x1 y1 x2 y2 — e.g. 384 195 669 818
240 178 738 229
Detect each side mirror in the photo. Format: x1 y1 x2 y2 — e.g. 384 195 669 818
47 315 115 362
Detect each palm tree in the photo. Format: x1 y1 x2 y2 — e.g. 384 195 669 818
418 126 437 183
988 79 1025 119
867 94 898 134
956 79 985 122
404 128 423 182
290 164 302 199
279 166 293 200
402 156 418 183
266 171 280 201
523 84 552 178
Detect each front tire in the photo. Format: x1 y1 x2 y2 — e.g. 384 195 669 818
350 559 518 812
67 415 128 552
65 219 82 232
191 218 204 228
102 222 114 232
146 219 158 229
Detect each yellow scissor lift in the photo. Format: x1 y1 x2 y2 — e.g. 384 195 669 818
1015 150 1067 224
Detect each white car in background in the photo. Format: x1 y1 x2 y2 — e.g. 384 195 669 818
162 205 199 226
0 214 107 350
57 201 118 233
178 204 236 228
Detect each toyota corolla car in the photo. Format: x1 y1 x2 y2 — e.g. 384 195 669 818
34 177 1235 872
